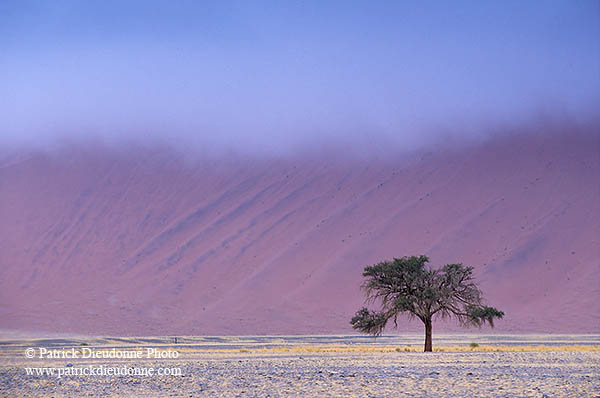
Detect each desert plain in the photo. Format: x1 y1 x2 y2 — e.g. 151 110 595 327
1 334 598 397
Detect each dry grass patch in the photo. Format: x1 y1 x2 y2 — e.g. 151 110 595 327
176 344 599 354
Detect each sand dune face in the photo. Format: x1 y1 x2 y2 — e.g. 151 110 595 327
0 130 598 335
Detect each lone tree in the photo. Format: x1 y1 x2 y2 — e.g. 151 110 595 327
350 255 504 352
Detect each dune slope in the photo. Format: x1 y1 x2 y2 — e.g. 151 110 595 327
1 130 598 334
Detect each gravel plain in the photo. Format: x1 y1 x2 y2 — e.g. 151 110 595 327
1 335 598 397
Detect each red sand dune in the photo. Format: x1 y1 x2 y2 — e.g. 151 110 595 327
0 129 598 335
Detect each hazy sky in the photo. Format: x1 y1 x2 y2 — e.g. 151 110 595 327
1 1 599 152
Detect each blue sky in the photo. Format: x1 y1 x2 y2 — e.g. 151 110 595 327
1 1 598 152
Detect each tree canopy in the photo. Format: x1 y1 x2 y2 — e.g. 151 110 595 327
350 255 504 351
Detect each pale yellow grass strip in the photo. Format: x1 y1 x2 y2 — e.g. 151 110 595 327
176 344 600 354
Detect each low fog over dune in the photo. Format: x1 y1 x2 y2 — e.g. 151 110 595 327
1 123 598 335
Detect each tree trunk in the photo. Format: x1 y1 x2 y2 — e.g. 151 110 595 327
424 318 432 352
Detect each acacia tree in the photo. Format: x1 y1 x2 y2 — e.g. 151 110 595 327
350 255 504 352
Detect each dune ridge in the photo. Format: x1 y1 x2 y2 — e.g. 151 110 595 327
0 129 598 335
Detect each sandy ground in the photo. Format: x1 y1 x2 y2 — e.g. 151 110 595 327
1 335 598 397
